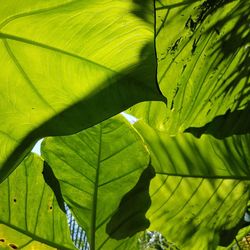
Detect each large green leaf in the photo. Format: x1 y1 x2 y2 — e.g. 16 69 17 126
147 175 250 249
129 0 250 134
130 115 250 248
41 115 151 250
0 153 75 250
134 120 250 178
0 0 164 182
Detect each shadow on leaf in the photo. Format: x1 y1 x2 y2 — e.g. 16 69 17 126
42 161 65 213
106 166 155 239
185 107 250 139
0 41 166 183
131 0 153 24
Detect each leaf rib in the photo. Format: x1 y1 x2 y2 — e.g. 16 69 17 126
100 140 137 162
33 184 46 234
46 149 95 184
59 137 97 170
194 180 224 218
155 171 250 180
0 219 74 250
90 125 102 250
203 181 240 227
24 162 28 231
180 32 215 125
3 39 55 110
7 177 11 222
165 179 204 222
0 130 18 142
150 177 183 217
98 166 142 188
59 179 92 196
0 0 79 30
0 32 117 74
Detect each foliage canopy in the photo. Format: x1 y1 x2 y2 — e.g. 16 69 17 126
0 0 249 249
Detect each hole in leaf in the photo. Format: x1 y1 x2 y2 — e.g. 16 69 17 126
0 238 5 242
9 243 18 249
49 206 53 210
13 198 16 203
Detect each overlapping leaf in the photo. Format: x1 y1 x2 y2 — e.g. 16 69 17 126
134 120 250 179
41 115 151 250
0 153 75 250
125 2 250 246
129 0 250 134
0 0 164 182
1 1 249 249
130 117 250 248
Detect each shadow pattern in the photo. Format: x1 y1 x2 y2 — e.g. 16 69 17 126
185 108 250 139
106 166 155 239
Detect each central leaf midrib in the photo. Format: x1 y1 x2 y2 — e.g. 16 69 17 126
90 125 102 250
155 172 250 180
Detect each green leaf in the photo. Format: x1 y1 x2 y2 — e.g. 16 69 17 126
0 0 164 182
41 115 151 250
134 120 250 179
129 0 250 134
131 119 250 248
0 153 75 250
147 175 250 249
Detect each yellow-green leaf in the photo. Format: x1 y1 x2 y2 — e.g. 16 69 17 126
0 0 164 182
41 115 151 250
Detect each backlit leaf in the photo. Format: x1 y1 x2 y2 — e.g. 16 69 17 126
41 115 150 249
134 120 250 179
0 153 75 250
147 175 250 249
129 0 250 134
0 0 164 182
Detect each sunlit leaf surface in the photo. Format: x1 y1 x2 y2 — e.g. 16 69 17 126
1 0 249 249
41 115 150 250
0 0 163 182
129 0 250 134
126 2 250 246
0 153 75 250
